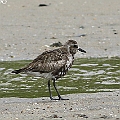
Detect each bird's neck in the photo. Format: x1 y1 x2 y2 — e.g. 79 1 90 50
62 46 75 59
61 45 70 54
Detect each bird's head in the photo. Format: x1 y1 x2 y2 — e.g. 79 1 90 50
64 40 86 55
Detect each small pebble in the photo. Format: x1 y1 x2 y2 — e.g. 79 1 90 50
38 3 51 7
21 110 23 113
100 115 109 119
50 37 57 39
52 114 58 118
77 34 87 37
80 114 88 118
79 26 85 29
74 114 88 118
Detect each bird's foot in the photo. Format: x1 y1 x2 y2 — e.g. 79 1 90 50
58 95 69 100
59 97 69 100
50 96 69 100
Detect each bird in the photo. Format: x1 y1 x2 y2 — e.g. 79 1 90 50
12 40 86 100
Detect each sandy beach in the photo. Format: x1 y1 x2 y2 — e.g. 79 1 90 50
0 0 120 120
0 91 120 120
0 0 120 61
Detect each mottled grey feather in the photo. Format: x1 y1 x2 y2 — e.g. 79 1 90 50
16 47 69 73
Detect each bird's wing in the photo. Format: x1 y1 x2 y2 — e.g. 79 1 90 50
21 48 68 73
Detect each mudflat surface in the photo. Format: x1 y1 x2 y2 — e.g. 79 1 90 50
0 91 120 120
0 0 120 61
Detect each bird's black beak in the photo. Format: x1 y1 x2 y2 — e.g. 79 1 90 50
78 48 86 53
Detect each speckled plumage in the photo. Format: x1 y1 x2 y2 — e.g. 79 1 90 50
12 40 86 100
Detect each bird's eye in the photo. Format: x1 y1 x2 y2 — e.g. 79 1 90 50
73 45 78 48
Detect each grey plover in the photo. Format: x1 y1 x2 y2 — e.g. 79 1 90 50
12 40 86 100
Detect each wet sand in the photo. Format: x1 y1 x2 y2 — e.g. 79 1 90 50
0 91 120 120
0 0 120 120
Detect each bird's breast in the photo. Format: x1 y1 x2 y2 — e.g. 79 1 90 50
52 55 74 79
66 55 73 68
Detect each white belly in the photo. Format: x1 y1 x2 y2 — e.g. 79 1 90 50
26 71 53 79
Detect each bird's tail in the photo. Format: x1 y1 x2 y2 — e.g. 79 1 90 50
12 69 22 74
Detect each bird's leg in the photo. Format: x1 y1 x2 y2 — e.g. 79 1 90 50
48 79 60 100
48 80 53 100
53 79 69 100
53 79 61 99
